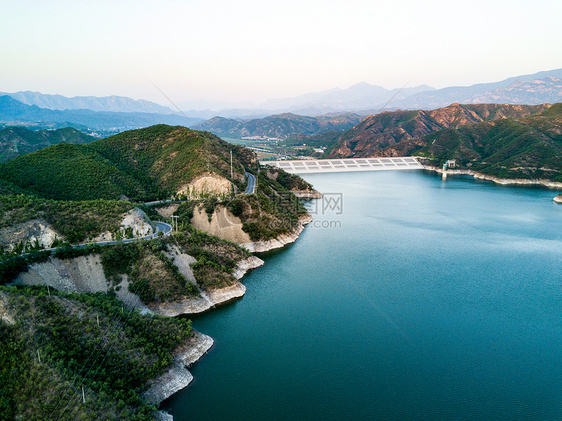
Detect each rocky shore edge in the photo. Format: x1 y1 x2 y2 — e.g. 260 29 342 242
142 330 214 420
424 165 562 189
242 214 313 253
292 190 323 199
152 255 264 317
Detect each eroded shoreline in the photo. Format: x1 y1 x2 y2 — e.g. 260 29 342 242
423 166 562 189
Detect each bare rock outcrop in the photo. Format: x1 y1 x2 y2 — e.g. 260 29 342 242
233 256 265 280
292 190 323 199
93 207 153 242
143 331 214 406
177 174 232 199
190 205 251 244
0 292 16 325
16 255 108 293
0 219 60 251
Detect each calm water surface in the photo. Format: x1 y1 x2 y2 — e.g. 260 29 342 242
165 170 562 420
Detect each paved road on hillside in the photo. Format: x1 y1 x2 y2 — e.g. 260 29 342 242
28 221 174 255
93 221 172 247
245 172 256 194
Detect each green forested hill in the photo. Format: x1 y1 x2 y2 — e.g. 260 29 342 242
0 125 256 202
416 104 562 180
0 126 96 162
327 103 549 158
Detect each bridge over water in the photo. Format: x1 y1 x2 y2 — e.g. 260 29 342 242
261 157 423 174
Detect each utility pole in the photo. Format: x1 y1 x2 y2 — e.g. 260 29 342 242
82 386 86 403
171 215 179 232
230 150 233 179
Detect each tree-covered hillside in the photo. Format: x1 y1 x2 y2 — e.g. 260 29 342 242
0 125 257 202
416 104 562 181
0 126 96 162
0 286 192 420
327 103 550 158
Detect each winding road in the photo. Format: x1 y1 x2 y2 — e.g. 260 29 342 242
245 172 256 194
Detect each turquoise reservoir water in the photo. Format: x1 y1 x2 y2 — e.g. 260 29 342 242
165 170 562 420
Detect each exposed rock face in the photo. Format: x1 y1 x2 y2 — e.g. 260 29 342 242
328 103 550 158
191 205 251 244
233 256 265 280
177 174 232 199
143 331 214 406
243 214 313 253
153 281 247 317
156 203 180 219
292 190 323 199
93 207 154 242
16 255 108 293
164 245 197 282
14 255 152 313
120 208 153 237
0 219 60 251
0 292 16 325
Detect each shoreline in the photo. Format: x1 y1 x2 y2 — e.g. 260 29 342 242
143 330 214 417
147 214 314 419
242 213 313 253
423 165 562 189
152 255 264 317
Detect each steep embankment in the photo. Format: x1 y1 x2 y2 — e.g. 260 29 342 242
0 202 152 251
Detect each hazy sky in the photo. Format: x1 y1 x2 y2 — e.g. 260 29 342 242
3 0 561 105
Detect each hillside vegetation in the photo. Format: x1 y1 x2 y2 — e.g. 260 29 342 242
0 286 192 420
328 103 550 158
0 124 312 245
0 195 133 244
0 125 256 202
0 126 96 162
416 104 562 180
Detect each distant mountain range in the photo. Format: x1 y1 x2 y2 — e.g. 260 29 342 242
194 112 363 139
178 84 435 118
180 68 562 118
0 95 199 132
1 91 174 114
391 69 562 110
1 67 560 138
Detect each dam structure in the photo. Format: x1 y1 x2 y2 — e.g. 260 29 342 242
262 157 423 174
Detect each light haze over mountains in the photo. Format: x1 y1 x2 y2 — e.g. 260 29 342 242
1 68 561 127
